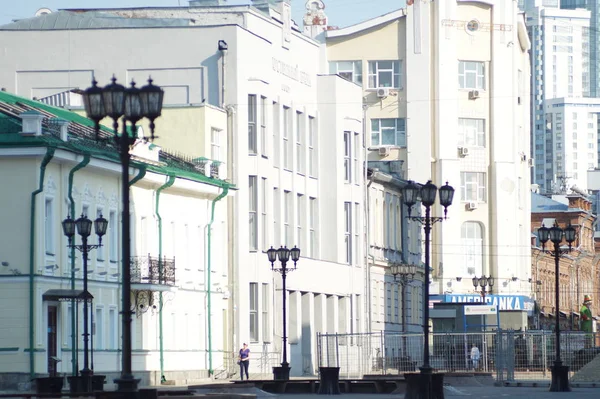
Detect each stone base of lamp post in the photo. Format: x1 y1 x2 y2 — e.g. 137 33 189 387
404 370 445 399
318 366 340 395
273 364 291 381
549 363 571 392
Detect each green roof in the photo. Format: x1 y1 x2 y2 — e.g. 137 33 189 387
0 90 233 190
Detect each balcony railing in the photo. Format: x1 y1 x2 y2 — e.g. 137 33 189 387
130 255 176 286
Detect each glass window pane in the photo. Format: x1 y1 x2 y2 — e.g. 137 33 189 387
382 129 395 145
371 133 380 146
379 71 393 87
378 61 393 69
381 119 395 128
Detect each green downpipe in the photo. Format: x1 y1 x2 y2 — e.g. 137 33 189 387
129 166 147 188
67 154 90 376
207 186 229 376
155 175 175 381
29 148 55 378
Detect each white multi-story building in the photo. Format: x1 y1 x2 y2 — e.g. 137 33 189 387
0 0 364 380
521 2 591 192
543 98 600 191
326 0 532 328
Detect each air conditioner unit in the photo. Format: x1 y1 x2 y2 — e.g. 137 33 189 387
466 202 477 211
528 158 534 167
378 146 390 156
377 88 390 98
469 90 481 100
458 147 469 157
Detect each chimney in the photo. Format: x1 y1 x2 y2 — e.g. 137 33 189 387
251 0 283 13
51 118 70 141
20 110 45 136
189 0 227 6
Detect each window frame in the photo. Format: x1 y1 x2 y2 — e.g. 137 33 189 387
458 118 486 148
371 118 406 147
248 94 257 154
458 61 486 90
367 60 401 89
460 172 487 202
329 60 363 85
249 176 258 251
249 282 259 342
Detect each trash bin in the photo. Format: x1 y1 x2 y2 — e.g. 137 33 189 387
318 366 340 395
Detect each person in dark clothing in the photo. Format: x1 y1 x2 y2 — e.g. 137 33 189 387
239 343 250 380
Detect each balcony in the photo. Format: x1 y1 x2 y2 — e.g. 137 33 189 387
130 254 176 286
130 255 176 315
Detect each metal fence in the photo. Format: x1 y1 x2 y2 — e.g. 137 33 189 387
316 331 600 382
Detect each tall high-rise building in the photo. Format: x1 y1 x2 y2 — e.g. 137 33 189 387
561 0 600 96
521 2 592 192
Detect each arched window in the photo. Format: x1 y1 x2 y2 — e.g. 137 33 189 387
461 222 483 276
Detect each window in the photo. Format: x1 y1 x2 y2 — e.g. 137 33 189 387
329 61 363 84
460 172 487 202
284 191 292 245
261 283 270 342
45 197 54 256
283 107 292 169
249 283 258 342
108 209 119 263
296 112 305 174
354 202 360 263
462 222 483 276
353 133 360 184
273 102 280 167
211 128 222 162
108 307 117 349
96 208 105 262
248 95 257 154
297 194 305 250
368 60 401 89
458 118 485 147
261 178 268 251
344 131 351 183
371 118 406 147
249 176 258 251
309 197 317 258
386 284 392 320
273 187 280 248
344 202 352 264
308 116 317 177
260 96 267 156
458 61 485 89
94 307 104 350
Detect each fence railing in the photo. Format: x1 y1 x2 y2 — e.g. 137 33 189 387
317 330 600 382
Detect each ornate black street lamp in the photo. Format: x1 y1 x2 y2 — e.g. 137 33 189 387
82 76 164 393
267 245 300 381
62 214 107 393
472 276 494 303
538 222 577 392
402 180 454 399
391 263 417 359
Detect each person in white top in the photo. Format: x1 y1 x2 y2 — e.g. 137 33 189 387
470 344 481 371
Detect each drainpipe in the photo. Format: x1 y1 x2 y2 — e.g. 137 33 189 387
29 148 55 378
207 185 229 376
68 154 90 376
155 175 175 381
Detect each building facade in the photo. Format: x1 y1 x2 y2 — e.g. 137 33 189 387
325 1 532 329
0 0 365 379
0 91 231 388
530 192 599 332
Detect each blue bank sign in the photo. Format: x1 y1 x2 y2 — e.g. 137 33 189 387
432 294 535 313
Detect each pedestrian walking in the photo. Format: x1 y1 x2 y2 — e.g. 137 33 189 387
470 344 481 371
238 343 250 380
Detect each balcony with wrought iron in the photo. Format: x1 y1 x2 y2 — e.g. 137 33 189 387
130 255 176 315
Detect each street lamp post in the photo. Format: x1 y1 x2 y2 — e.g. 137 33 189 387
402 180 454 399
267 246 300 381
62 214 108 393
538 222 577 392
82 76 164 394
391 263 417 360
472 276 494 303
